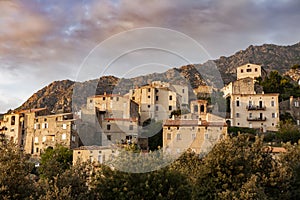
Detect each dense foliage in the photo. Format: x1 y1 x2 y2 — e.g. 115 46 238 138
1 135 300 199
257 70 300 101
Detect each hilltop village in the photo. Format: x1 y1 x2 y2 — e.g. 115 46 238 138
1 63 299 164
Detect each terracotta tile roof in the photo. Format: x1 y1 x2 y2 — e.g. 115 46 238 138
164 119 227 127
104 118 138 122
264 146 287 153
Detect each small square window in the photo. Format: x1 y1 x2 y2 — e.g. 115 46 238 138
167 133 171 140
169 95 172 100
103 97 105 100
176 133 181 140
107 124 111 130
107 135 111 140
148 95 150 98
169 106 172 111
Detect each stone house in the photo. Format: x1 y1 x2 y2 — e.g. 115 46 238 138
163 100 227 155
73 145 118 165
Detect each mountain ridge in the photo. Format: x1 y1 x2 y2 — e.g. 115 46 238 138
16 42 300 113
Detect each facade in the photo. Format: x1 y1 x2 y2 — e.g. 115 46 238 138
0 108 79 156
73 145 118 165
163 100 227 155
223 63 280 132
236 63 262 80
129 81 187 123
82 93 139 146
28 112 79 156
230 94 279 132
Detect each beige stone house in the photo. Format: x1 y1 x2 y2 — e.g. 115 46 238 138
223 63 280 132
82 94 139 146
73 145 118 165
128 81 187 123
163 100 227 155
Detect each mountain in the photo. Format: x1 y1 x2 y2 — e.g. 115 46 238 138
16 42 300 112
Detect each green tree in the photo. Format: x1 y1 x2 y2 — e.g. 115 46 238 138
276 119 300 144
0 139 36 199
193 135 289 199
39 145 73 180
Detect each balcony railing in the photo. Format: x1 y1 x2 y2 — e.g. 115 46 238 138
247 117 267 121
246 105 266 110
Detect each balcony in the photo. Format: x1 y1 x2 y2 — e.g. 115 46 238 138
246 105 266 111
247 117 267 121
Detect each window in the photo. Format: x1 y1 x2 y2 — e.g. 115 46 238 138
272 113 275 118
241 69 243 73
110 97 113 100
116 97 119 101
167 133 171 140
249 113 252 118
62 133 66 140
62 124 67 129
129 125 133 130
271 101 275 107
148 105 150 108
107 135 111 140
11 116 15 126
182 89 185 93
44 118 47 122
236 113 240 118
156 106 159 111
169 106 172 111
156 96 159 101
236 100 240 107
247 68 251 72
169 95 172 100
255 68 258 72
148 88 151 92
205 134 208 140
90 99 93 103
194 105 198 113
42 123 48 129
148 95 150 98
132 97 135 100
192 133 196 140
36 148 39 153
176 133 181 140
107 124 111 130
103 97 106 100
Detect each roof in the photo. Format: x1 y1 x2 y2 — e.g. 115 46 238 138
104 118 138 122
88 94 124 99
73 145 117 151
163 119 227 127
264 146 287 153
18 107 48 114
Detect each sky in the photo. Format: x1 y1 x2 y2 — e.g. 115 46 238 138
0 0 299 113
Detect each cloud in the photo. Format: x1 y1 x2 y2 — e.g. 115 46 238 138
0 0 299 112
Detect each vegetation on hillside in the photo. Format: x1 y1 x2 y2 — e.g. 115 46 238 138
1 134 300 199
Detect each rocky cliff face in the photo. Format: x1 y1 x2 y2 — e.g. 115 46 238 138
16 42 300 112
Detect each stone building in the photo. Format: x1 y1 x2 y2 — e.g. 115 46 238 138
73 145 118 165
236 63 265 80
163 100 227 155
223 63 280 132
0 108 79 156
229 93 279 132
81 94 139 146
128 81 187 123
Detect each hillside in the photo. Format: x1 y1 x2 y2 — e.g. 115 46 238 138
16 42 300 112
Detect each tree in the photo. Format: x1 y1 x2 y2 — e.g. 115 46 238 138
38 145 73 180
90 165 192 200
276 119 300 144
193 135 289 199
0 139 36 199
